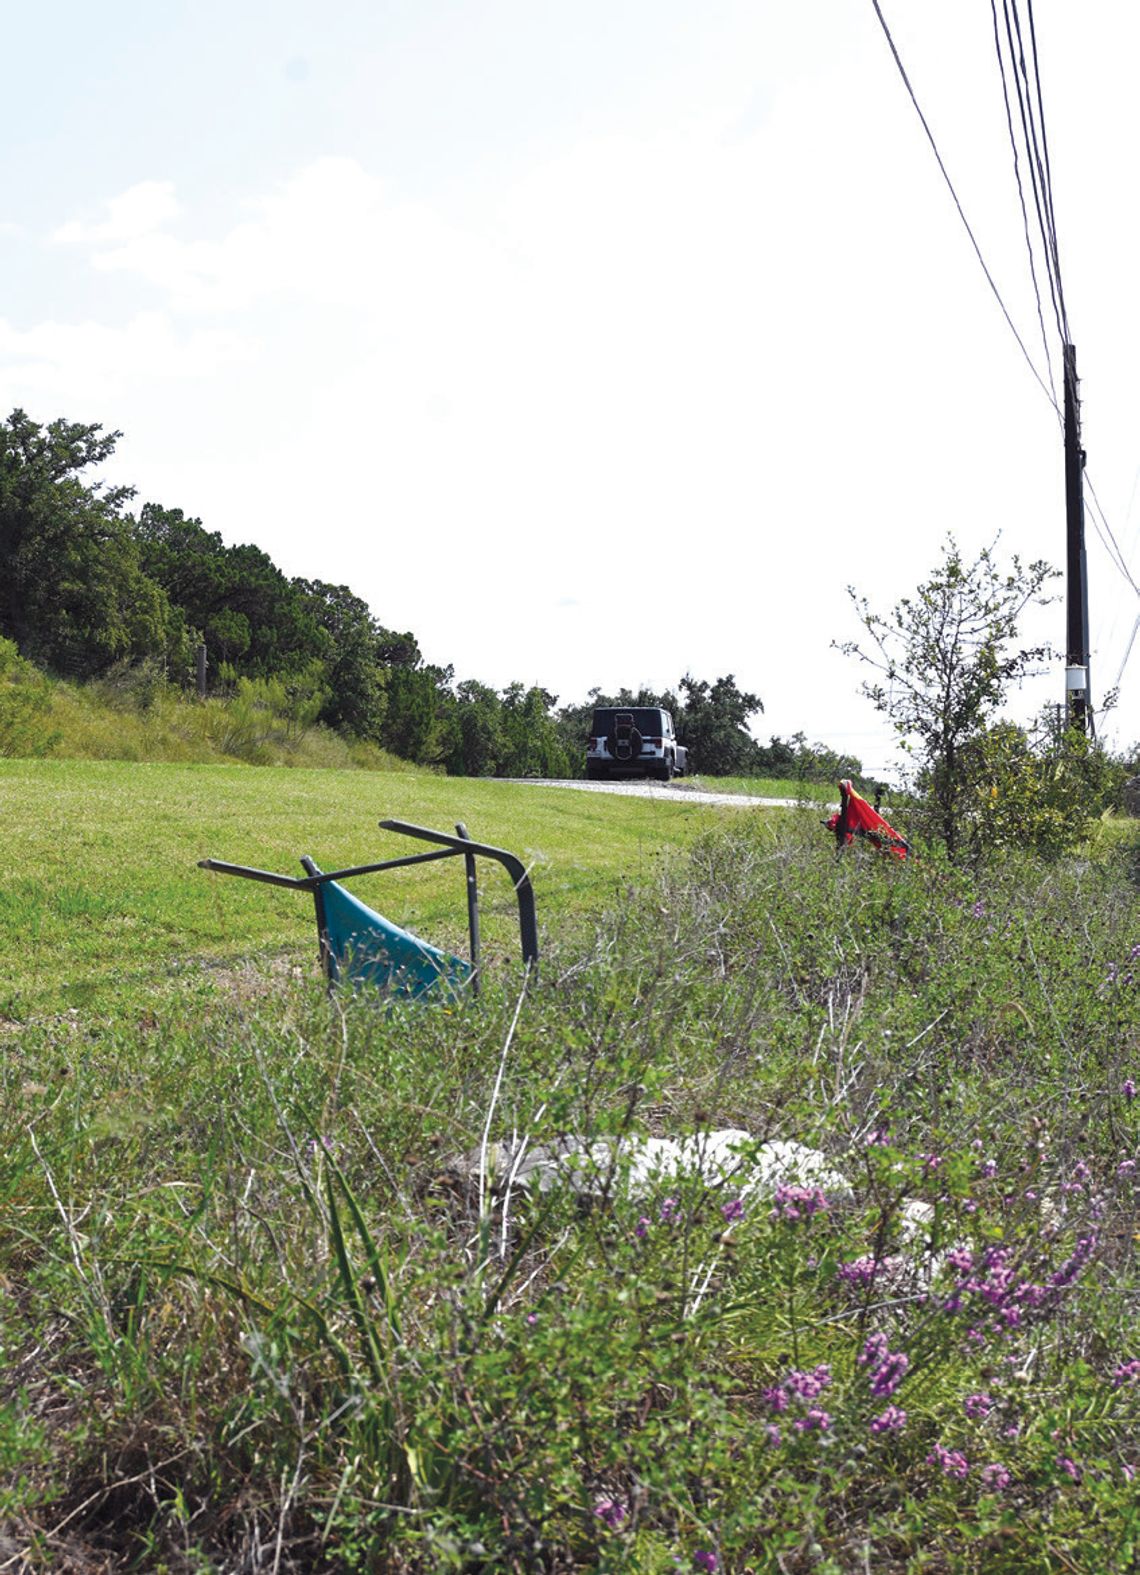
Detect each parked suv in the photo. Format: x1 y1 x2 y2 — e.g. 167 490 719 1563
585 706 688 781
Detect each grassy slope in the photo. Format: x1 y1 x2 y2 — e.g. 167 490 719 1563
0 759 744 1017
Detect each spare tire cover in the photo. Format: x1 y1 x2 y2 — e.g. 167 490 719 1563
608 726 643 761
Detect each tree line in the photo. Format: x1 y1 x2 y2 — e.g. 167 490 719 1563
0 409 861 780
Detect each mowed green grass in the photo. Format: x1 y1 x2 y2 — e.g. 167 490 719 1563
683 772 837 802
0 760 757 1017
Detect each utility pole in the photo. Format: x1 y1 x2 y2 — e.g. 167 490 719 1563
1063 342 1091 731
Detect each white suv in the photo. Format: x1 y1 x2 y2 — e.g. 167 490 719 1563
585 706 688 781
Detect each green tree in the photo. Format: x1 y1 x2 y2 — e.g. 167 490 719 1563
295 579 389 742
445 679 505 776
134 503 324 679
0 410 184 677
839 537 1057 857
498 684 569 777
753 732 865 787
380 664 453 763
677 673 764 775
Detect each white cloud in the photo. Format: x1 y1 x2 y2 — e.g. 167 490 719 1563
53 180 181 247
0 311 250 404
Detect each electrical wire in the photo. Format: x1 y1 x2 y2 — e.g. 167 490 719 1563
1111 613 1140 694
988 0 1058 411
1025 0 1070 339
1084 474 1140 599
868 0 1058 411
1001 0 1068 345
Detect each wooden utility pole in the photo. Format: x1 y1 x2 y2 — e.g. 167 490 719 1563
1063 342 1091 731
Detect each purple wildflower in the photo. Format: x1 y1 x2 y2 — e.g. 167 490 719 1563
794 1408 832 1432
694 1553 718 1572
870 1352 909 1398
720 1196 744 1223
635 1217 650 1240
785 1365 832 1401
1050 1233 1097 1289
870 1405 907 1434
1118 1160 1136 1179
765 1424 782 1446
769 1183 829 1223
980 1463 1011 1492
858 1333 890 1369
594 1497 626 1530
1056 1455 1082 1483
1123 1079 1136 1102
837 1255 878 1287
307 1135 340 1159
660 1197 679 1223
1113 1360 1140 1387
964 1392 994 1420
927 1444 970 1479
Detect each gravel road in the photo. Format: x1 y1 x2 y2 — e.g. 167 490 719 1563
502 779 817 809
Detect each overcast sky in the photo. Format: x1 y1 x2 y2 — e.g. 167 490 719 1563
4 1 1140 775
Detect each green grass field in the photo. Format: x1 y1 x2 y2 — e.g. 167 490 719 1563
0 760 750 1018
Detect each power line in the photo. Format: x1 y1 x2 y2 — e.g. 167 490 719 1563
868 0 1058 412
988 0 1058 410
1001 0 1068 345
1110 612 1140 694
1024 0 1070 338
1085 474 1140 599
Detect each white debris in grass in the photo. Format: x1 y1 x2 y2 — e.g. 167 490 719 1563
463 1130 852 1203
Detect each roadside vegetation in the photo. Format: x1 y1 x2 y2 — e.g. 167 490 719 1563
1 795 1137 1571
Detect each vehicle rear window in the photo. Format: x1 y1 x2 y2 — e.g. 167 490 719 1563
591 709 666 735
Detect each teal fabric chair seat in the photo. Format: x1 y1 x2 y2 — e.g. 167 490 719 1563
320 878 471 998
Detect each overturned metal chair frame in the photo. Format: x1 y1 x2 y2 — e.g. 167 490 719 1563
199 818 538 997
